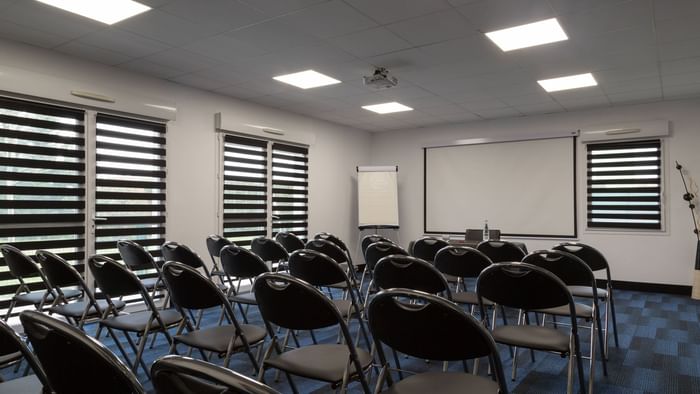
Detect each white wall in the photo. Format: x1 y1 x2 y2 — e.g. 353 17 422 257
370 99 700 286
0 39 372 261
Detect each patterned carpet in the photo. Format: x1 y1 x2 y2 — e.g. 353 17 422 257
1 288 699 393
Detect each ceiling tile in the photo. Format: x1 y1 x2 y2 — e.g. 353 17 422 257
330 27 411 58
239 0 329 18
569 27 655 56
547 0 629 15
607 88 662 104
434 111 481 123
226 20 321 54
142 48 224 74
661 56 700 76
455 0 555 31
200 66 258 86
54 42 133 65
548 85 607 100
472 107 523 119
0 21 71 48
118 59 184 79
594 64 659 84
663 82 700 99
1 1 104 40
118 9 222 46
160 0 266 31
344 0 453 24
182 34 268 64
169 72 230 91
657 38 700 62
512 101 565 115
600 76 661 95
500 92 555 106
655 14 700 43
385 9 475 46
305 83 369 99
77 28 171 58
558 1 653 38
662 71 700 87
555 94 610 110
419 103 469 116
652 0 700 21
459 98 509 111
279 0 377 39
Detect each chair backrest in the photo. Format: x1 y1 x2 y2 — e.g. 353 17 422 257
161 242 208 273
0 244 43 279
219 245 269 280
253 272 344 331
20 310 145 394
364 241 407 272
360 234 392 256
88 255 145 299
274 232 305 254
374 255 451 299
314 232 350 254
411 237 449 262
368 289 507 392
161 262 228 311
434 246 492 279
466 229 501 241
476 240 526 263
117 240 157 271
288 249 350 288
205 235 232 259
36 250 88 292
0 318 50 389
250 237 288 262
304 239 349 265
523 250 596 289
552 242 610 274
152 355 280 394
476 262 574 312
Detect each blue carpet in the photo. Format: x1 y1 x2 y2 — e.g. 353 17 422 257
2 288 699 393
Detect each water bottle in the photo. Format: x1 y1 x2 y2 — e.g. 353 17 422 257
483 220 489 241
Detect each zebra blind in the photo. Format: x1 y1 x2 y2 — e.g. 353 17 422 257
587 139 662 230
95 114 166 276
0 97 86 314
271 143 308 240
222 134 268 247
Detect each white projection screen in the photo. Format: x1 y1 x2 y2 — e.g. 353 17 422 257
424 137 576 237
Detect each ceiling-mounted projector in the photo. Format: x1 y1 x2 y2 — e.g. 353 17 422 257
363 67 398 90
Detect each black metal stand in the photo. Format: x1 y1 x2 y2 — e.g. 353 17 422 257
675 161 700 299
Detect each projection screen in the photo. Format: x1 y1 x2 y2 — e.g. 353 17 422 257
424 137 576 238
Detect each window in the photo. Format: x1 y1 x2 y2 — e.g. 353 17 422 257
271 143 309 240
221 135 308 246
95 114 166 279
0 97 86 316
586 139 662 230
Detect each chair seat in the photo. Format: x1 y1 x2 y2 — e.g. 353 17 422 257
442 273 459 283
568 285 608 299
451 291 494 306
229 291 257 305
15 288 81 305
174 324 267 354
535 302 593 319
492 325 570 353
49 299 126 318
0 374 43 394
264 343 372 383
101 309 182 332
331 299 362 318
381 371 499 394
141 277 166 291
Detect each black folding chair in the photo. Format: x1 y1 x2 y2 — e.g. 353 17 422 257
117 240 168 300
219 245 270 323
205 234 233 286
36 250 125 330
152 355 280 394
254 272 372 394
477 262 586 394
410 237 449 263
362 241 408 303
373 254 452 300
476 240 526 263
161 241 215 279
368 288 509 394
88 255 182 377
20 310 146 394
0 318 50 393
250 237 289 272
275 232 305 254
160 261 266 371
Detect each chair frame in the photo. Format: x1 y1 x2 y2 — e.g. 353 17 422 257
368 288 509 394
254 272 372 394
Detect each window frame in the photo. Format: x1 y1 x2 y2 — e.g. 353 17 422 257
585 138 665 232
